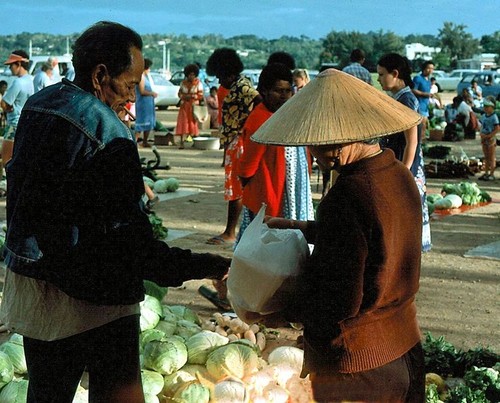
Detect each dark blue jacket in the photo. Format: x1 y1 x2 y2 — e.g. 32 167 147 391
4 79 227 305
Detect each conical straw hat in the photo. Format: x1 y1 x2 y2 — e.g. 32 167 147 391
251 68 422 145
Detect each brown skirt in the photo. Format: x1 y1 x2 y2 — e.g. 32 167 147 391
309 343 425 403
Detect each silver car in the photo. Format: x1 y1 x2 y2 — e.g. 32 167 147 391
435 69 478 91
148 72 180 110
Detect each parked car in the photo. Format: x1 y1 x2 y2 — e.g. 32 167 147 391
168 70 183 86
148 71 180 109
456 70 500 100
432 70 448 79
28 55 73 79
242 69 261 87
435 69 478 91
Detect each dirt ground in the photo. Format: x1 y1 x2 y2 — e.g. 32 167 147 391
0 96 498 354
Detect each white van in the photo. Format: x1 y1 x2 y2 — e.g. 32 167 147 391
28 55 74 80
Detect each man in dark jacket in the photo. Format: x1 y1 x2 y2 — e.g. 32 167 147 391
0 21 229 402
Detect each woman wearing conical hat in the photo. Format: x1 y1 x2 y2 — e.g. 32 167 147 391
257 69 425 402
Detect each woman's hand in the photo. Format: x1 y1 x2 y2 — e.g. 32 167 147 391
264 216 291 229
264 216 305 231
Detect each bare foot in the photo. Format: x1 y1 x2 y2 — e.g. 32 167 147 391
206 235 235 245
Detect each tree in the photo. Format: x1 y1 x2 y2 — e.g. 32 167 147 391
438 22 480 67
480 31 500 64
369 30 405 69
320 31 373 69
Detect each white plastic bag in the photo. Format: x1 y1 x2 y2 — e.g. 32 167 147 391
227 205 309 321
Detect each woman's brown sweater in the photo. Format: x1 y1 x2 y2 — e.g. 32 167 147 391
288 149 423 373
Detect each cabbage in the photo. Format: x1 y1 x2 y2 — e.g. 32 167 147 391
267 346 304 373
168 305 201 325
173 381 210 403
140 295 163 331
442 183 461 196
0 378 29 402
262 384 290 402
161 305 180 324
154 320 177 337
426 193 443 204
143 337 188 375
433 197 453 210
428 202 435 216
0 351 14 388
175 320 202 340
444 194 462 208
144 393 159 403
140 329 166 351
206 344 259 380
143 176 155 190
8 333 23 347
162 369 197 397
143 280 168 303
213 378 249 403
153 179 170 194
0 341 27 375
165 178 180 192
141 369 164 396
185 330 229 364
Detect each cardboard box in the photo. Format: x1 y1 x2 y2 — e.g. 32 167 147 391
154 133 170 146
429 129 444 141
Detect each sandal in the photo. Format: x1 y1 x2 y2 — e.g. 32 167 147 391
198 285 232 311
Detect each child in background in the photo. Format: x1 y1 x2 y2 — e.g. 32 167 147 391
478 98 499 181
206 86 219 129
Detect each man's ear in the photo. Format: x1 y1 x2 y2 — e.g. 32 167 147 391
91 64 108 90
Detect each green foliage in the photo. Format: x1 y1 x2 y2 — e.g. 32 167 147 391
425 383 441 403
441 182 491 206
143 280 169 302
438 22 480 68
148 212 168 240
423 332 500 379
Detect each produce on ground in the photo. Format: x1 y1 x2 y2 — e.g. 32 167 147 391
423 332 499 402
426 181 492 214
0 285 497 402
153 178 180 193
148 211 169 240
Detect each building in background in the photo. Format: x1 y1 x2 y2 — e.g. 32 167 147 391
405 43 442 61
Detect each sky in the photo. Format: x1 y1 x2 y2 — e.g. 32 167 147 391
1 0 498 39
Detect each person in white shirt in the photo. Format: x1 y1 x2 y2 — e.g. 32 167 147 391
48 56 61 83
33 62 53 92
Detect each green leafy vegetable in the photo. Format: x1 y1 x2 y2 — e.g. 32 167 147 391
0 336 27 375
143 280 168 302
0 351 14 389
0 378 29 402
185 330 229 364
423 333 461 377
148 212 168 240
143 337 188 375
140 295 163 331
441 182 491 206
141 369 164 396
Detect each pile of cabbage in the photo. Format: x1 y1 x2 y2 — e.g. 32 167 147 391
427 181 491 214
143 176 180 194
137 290 312 402
0 283 312 402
